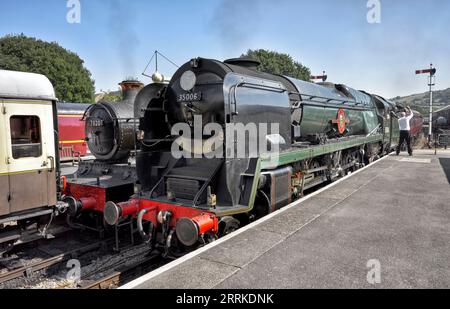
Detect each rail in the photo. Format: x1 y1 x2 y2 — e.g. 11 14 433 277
0 241 106 285
82 254 162 289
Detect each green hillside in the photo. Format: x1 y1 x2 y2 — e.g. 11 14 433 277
392 88 450 115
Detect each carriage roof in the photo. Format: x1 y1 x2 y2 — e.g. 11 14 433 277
0 69 56 101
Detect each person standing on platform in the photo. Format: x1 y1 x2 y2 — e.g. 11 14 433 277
397 106 414 156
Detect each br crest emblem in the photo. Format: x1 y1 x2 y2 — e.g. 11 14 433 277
332 109 350 135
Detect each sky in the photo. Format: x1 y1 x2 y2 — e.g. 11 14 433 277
0 0 449 98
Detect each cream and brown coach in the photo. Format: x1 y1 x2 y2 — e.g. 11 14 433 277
0 70 68 253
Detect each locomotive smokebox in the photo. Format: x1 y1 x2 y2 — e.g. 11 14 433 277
85 80 144 162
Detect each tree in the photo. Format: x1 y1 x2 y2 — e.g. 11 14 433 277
96 91 122 103
241 49 311 81
96 77 142 103
0 34 95 103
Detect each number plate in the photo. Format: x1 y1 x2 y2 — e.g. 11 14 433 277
88 118 104 127
177 92 202 103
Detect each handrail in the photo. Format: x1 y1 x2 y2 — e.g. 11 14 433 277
229 81 287 116
366 124 381 137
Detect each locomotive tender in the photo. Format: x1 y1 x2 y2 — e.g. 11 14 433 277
103 57 403 255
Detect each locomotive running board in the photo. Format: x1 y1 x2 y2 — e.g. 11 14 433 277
214 134 384 217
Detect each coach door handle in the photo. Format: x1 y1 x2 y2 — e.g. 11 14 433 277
47 156 55 173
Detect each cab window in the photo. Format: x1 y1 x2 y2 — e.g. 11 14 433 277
10 116 42 159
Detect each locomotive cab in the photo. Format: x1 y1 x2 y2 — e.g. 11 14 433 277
371 95 400 153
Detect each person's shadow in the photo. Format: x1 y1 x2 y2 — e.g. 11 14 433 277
439 158 450 185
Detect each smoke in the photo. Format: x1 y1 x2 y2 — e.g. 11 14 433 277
108 0 140 77
211 0 263 55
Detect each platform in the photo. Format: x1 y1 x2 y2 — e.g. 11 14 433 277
122 150 450 289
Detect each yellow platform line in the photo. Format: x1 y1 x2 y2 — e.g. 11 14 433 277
59 140 85 144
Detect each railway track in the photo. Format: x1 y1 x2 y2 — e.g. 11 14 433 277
82 253 163 289
0 241 107 285
0 224 167 289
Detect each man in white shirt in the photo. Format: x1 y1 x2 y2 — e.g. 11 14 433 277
396 106 414 156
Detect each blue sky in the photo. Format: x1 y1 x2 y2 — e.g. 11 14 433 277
0 0 449 98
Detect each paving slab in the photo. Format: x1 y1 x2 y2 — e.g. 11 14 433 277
132 257 239 289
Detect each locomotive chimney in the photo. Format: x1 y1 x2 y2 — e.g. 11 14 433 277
119 80 144 103
224 58 261 71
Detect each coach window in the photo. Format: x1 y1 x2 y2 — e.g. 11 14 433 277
10 116 42 159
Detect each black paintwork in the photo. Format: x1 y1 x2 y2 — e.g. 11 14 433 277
136 57 404 211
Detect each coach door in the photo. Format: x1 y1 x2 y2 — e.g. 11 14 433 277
0 100 10 216
4 100 57 213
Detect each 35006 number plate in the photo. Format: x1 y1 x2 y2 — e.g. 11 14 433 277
177 92 202 103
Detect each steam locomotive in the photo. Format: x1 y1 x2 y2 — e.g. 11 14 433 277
100 57 419 256
62 80 167 242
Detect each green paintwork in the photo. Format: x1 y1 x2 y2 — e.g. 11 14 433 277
215 134 384 217
300 105 378 136
261 134 383 169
